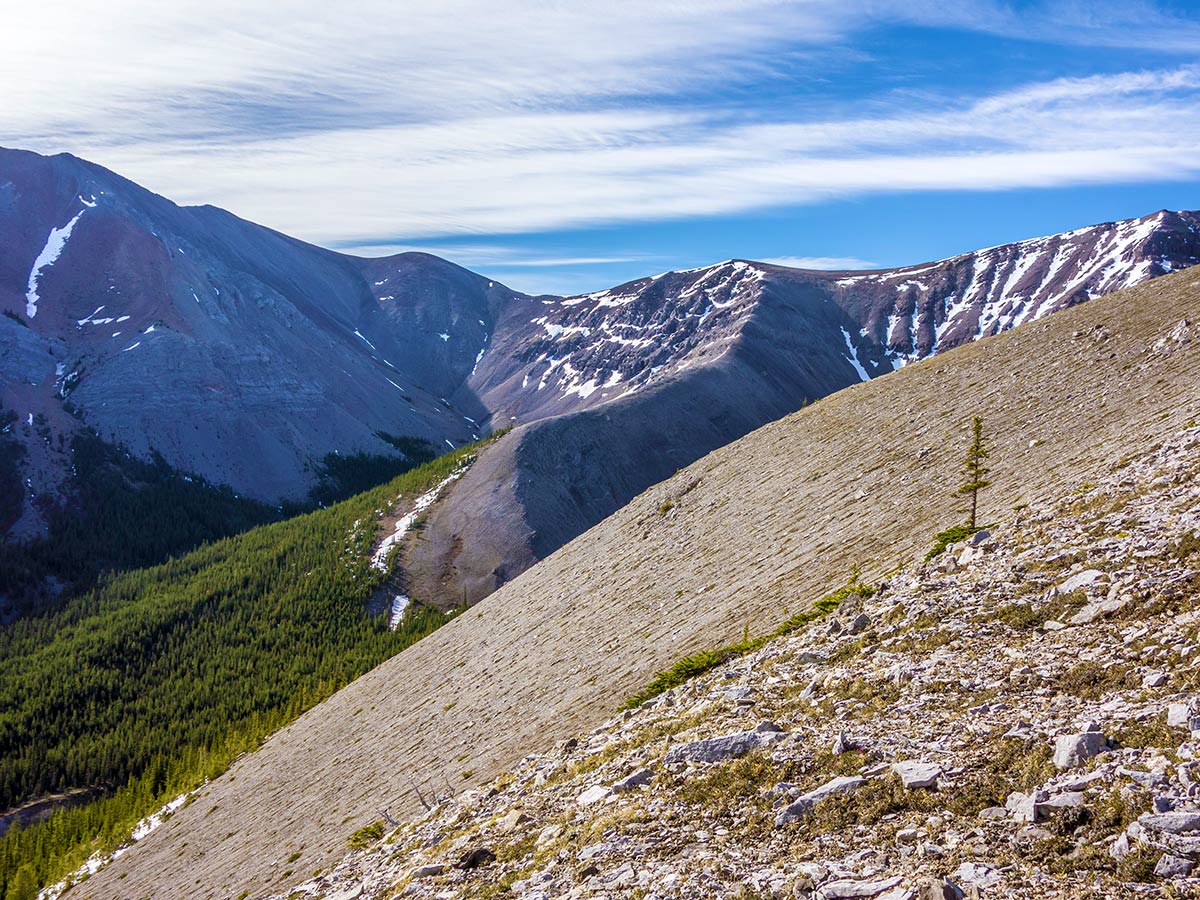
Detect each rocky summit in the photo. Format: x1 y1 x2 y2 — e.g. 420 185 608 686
264 424 1200 900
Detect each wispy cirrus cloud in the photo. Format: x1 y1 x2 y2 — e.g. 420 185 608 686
2 1 1199 257
759 256 880 270
76 64 1200 248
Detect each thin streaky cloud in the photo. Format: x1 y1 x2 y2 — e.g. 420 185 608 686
65 66 1200 244
758 257 880 270
2 0 1198 282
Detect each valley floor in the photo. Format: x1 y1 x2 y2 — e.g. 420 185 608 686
274 424 1200 900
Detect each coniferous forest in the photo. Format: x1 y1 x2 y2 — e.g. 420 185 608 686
0 437 491 896
0 421 437 616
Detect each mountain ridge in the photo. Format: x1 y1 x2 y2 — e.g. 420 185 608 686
3 147 1198 610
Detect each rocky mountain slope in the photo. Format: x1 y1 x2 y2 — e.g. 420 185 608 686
0 148 510 536
270 422 1200 900
371 211 1200 608
3 148 1197 602
67 266 1200 900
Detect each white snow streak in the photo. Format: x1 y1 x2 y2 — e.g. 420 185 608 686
840 327 870 382
26 209 87 318
370 466 469 573
40 788 200 900
387 595 411 631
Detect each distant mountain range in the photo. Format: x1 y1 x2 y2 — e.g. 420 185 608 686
2 146 1198 602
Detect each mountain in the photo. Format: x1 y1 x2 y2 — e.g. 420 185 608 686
404 213 1200 607
0 149 507 533
3 146 1198 598
66 266 1200 899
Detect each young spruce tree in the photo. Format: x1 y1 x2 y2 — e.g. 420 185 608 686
957 415 991 530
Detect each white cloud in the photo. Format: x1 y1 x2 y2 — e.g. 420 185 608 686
758 257 880 270
2 2 1199 250
69 66 1199 246
344 242 651 269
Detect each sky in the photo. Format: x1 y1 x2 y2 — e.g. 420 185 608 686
3 1 1200 295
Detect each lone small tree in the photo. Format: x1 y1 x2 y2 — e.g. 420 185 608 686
957 415 991 530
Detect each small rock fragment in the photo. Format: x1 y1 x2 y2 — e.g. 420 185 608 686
575 785 613 806
1057 569 1106 593
410 864 446 878
775 776 865 825
817 876 903 899
456 847 495 870
847 613 871 635
1140 811 1200 833
497 809 531 832
1153 854 1195 878
664 727 785 764
612 768 654 793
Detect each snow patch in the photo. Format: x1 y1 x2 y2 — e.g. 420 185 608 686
387 595 410 631
26 209 87 318
40 788 201 900
369 466 471 573
840 327 870 382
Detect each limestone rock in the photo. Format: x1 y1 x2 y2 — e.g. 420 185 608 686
664 728 785 765
816 875 903 899
612 768 654 793
1057 569 1106 593
409 864 445 879
575 785 612 806
1167 702 1195 727
1053 731 1107 769
775 776 865 825
1140 811 1200 834
892 761 941 790
1153 854 1194 878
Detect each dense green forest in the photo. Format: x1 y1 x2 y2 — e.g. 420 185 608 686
0 437 492 896
0 422 435 614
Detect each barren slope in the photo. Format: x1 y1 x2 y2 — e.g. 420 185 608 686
274 421 1200 899
75 269 1200 900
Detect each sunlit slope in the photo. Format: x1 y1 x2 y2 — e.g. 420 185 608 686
82 269 1200 900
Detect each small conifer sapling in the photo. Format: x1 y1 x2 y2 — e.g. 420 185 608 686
957 415 991 530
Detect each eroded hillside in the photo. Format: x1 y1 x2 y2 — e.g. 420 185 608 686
72 268 1199 900
271 420 1200 900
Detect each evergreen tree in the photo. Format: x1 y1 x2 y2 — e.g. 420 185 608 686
4 864 37 900
956 416 991 530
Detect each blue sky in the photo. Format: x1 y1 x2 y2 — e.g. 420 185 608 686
4 1 1200 294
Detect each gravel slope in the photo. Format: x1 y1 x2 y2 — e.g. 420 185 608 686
75 269 1200 900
